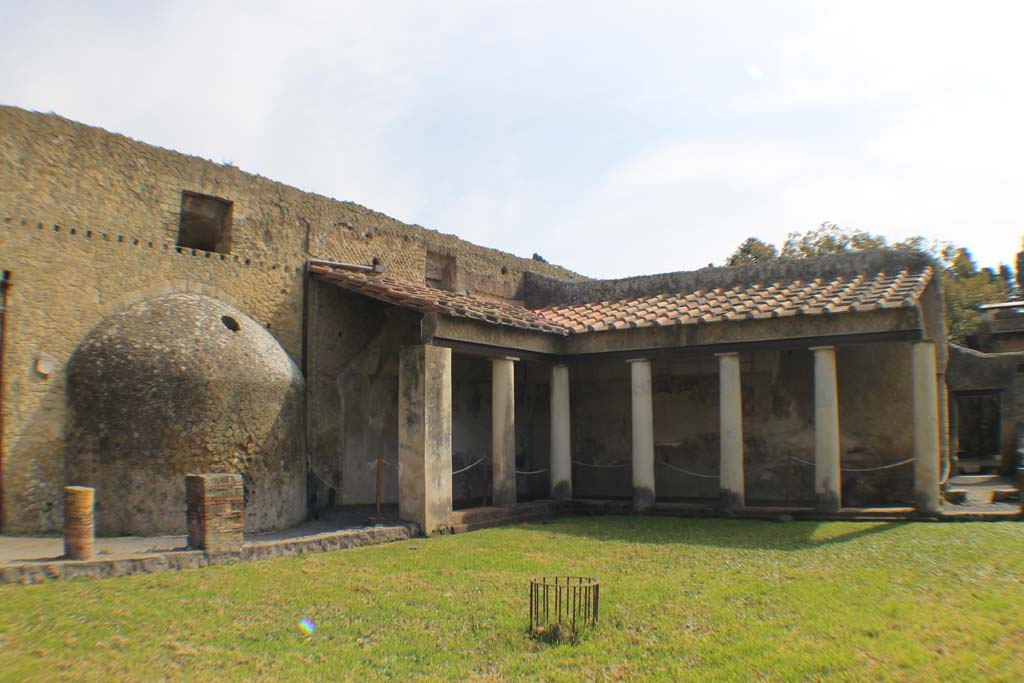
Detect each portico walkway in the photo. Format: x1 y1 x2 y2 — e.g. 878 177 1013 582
310 251 962 535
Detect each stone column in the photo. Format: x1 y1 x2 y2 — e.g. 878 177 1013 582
63 486 95 560
912 341 941 514
398 345 453 535
717 352 744 511
628 359 655 511
185 473 244 554
550 364 572 501
812 346 841 512
492 357 517 507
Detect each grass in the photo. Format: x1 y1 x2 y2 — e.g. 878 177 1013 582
1 516 1023 682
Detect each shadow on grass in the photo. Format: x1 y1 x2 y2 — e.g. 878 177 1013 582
530 515 905 551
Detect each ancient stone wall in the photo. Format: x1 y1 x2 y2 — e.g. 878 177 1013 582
0 219 302 533
0 106 581 533
0 106 582 292
66 294 306 536
948 344 1024 472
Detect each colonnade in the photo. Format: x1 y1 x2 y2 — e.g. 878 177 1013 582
397 341 943 534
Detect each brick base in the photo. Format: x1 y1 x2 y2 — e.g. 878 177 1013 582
185 474 244 553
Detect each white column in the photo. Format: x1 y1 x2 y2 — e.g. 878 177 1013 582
549 364 572 500
912 341 941 514
812 346 841 512
491 357 517 507
718 352 744 511
628 359 656 511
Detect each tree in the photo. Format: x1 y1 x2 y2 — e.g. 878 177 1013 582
721 223 1011 344
779 222 888 259
941 249 1010 342
726 237 778 266
1016 236 1024 295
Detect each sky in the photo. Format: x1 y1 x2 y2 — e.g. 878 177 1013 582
1 1 1021 278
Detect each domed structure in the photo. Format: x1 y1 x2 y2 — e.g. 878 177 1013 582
66 293 306 535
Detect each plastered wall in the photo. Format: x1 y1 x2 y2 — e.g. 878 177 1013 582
569 343 916 505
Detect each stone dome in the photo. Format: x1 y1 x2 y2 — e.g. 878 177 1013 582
66 293 306 535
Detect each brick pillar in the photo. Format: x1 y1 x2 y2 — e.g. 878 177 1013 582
186 473 244 553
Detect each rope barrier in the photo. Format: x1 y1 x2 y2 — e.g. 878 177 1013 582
452 457 486 475
379 454 917 476
655 460 720 479
789 456 915 472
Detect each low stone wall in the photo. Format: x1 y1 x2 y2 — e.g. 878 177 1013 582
0 523 415 585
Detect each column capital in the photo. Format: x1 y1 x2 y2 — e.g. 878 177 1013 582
625 357 651 364
714 351 739 359
809 345 835 352
491 355 519 363
912 339 936 346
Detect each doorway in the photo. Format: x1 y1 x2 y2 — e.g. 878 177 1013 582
955 391 1002 473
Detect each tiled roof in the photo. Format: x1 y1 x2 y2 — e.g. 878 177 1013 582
537 267 934 334
312 264 934 337
309 265 568 334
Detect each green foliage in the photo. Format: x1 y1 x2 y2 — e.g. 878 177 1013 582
779 222 889 259
1016 237 1024 294
726 237 778 266
941 254 1010 342
3 517 1024 681
724 223 1019 343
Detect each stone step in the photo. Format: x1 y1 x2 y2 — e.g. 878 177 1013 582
939 508 1022 522
943 488 969 504
949 474 1005 486
991 488 1021 503
447 500 564 533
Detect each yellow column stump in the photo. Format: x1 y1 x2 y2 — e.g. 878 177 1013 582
64 486 95 560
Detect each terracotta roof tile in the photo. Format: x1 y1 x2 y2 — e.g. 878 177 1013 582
309 266 568 334
536 266 934 334
311 263 934 337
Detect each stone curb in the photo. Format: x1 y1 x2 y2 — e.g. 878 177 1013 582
0 523 417 585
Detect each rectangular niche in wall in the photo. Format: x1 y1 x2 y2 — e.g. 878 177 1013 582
425 250 457 290
177 191 233 253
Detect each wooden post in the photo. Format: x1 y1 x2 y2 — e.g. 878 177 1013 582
376 453 383 519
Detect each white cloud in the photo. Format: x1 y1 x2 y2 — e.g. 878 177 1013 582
1 1 1021 278
606 141 815 194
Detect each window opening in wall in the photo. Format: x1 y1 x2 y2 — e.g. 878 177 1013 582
177 191 233 253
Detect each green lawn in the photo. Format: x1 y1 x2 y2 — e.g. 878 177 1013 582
2 517 1023 682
